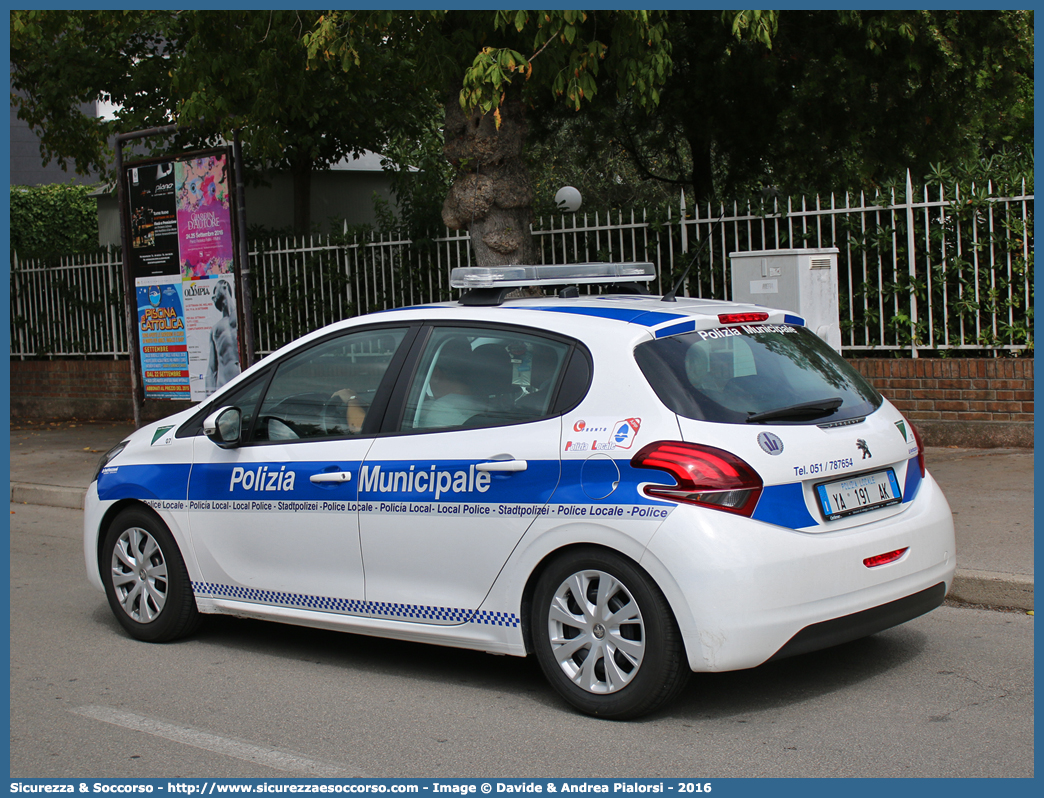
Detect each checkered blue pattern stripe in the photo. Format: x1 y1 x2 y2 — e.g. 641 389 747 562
193 581 520 627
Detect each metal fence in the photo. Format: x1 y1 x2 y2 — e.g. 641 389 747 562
10 247 128 358
10 171 1033 358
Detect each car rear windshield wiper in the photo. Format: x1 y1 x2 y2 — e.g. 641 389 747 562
746 397 844 423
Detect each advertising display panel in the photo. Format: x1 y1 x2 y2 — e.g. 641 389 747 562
125 148 241 401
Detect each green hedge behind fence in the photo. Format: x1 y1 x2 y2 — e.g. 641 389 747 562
9 184 100 259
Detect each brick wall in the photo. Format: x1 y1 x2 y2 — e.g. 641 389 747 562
9 357 1035 446
9 359 175 423
848 358 1033 447
849 358 1034 423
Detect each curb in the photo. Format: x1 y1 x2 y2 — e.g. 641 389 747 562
950 568 1034 612
10 481 1033 612
11 482 85 511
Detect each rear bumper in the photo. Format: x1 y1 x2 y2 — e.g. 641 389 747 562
641 471 956 673
766 581 947 662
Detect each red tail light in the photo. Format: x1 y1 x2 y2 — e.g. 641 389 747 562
718 312 769 325
910 422 926 477
631 441 763 516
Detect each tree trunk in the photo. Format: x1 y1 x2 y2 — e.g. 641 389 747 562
441 98 535 266
291 159 313 237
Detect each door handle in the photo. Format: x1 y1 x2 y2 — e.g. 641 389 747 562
476 459 528 473
310 471 352 483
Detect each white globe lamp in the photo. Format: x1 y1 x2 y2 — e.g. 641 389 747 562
555 186 582 213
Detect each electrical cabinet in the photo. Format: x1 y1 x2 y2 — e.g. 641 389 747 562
729 248 841 352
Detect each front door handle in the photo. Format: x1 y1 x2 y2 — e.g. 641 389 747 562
476 459 528 473
310 471 352 484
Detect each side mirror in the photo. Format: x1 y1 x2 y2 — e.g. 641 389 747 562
203 406 242 449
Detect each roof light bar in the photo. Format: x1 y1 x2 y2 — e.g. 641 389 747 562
450 262 656 289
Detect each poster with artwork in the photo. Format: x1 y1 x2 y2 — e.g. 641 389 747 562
182 276 242 400
175 154 236 280
135 279 191 398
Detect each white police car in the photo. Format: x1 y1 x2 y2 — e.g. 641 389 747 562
85 262 955 719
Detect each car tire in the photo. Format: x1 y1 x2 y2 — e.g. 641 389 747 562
101 507 200 642
532 547 689 719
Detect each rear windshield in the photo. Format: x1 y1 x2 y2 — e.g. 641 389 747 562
634 324 881 425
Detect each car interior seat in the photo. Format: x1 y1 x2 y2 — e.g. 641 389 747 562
470 344 514 405
514 344 560 416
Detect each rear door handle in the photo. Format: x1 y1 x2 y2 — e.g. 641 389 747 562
310 471 352 484
476 459 528 473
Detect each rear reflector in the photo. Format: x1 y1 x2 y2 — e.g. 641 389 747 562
631 441 763 516
863 548 909 568
718 312 769 325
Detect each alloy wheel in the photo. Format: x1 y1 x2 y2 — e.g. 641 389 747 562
110 526 168 623
546 569 646 694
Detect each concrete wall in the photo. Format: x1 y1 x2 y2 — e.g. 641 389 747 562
9 357 1033 447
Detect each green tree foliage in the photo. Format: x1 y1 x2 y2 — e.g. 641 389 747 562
303 11 671 118
526 119 679 218
10 10 431 234
173 11 429 235
10 11 176 178
538 10 1033 203
303 10 675 266
9 184 99 258
377 113 456 240
13 9 1030 256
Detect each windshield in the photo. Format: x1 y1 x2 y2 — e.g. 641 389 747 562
634 324 881 425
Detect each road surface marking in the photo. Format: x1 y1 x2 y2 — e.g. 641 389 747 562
72 705 360 777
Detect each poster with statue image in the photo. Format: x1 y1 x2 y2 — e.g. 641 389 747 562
182 275 242 400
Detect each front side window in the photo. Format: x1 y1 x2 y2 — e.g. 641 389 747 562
635 325 881 424
399 326 572 432
249 327 408 442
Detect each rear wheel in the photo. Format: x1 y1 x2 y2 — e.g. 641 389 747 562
101 507 200 642
532 548 689 719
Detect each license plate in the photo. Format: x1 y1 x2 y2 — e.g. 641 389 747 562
816 469 902 521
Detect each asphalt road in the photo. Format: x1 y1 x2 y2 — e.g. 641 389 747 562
10 504 1034 779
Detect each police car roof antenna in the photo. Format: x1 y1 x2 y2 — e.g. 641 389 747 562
661 208 726 302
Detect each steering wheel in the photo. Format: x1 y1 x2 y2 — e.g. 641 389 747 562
321 393 349 436
257 416 301 441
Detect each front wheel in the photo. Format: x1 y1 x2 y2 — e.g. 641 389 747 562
101 507 200 642
532 548 689 719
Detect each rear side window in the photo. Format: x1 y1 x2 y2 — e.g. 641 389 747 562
399 326 573 432
634 325 881 424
